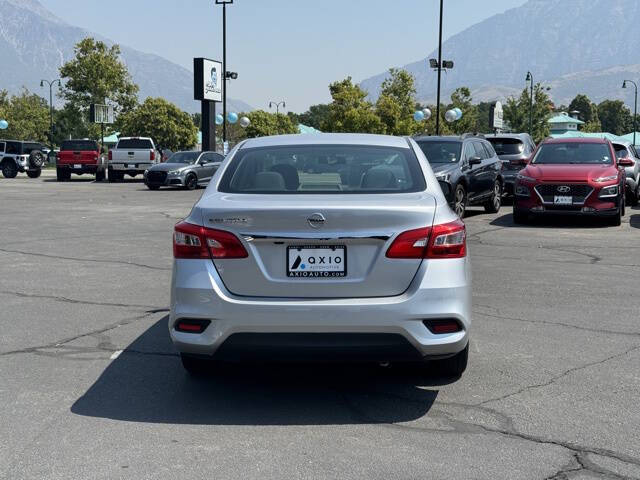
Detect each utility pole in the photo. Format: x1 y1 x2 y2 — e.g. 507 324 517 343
40 79 60 152
435 0 444 136
526 71 534 136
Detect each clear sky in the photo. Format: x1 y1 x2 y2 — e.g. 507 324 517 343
40 0 527 113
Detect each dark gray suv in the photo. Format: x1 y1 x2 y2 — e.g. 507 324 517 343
144 151 224 190
485 133 536 196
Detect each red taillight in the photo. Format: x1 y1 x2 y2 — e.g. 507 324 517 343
423 319 462 334
175 319 211 333
173 221 248 259
150 150 155 161
386 219 466 259
108 150 112 161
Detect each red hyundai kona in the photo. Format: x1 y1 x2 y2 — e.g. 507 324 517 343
513 138 628 225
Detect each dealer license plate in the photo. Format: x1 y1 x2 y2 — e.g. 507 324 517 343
127 164 136 169
73 164 82 169
287 245 346 278
554 196 572 205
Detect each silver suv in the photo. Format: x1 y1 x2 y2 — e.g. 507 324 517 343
144 151 224 190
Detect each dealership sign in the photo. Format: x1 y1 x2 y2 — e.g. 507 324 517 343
194 57 223 102
490 101 504 130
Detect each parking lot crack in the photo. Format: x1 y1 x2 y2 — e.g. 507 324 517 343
0 290 165 311
0 247 170 271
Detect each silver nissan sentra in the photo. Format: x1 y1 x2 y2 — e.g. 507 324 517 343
169 133 471 377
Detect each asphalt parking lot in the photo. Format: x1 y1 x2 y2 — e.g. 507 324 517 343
1 171 639 480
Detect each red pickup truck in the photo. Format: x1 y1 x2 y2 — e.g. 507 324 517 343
56 139 107 181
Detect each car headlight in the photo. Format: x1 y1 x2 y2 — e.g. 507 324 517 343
167 170 181 175
435 173 451 183
598 185 618 198
594 175 617 183
516 173 536 182
515 185 530 197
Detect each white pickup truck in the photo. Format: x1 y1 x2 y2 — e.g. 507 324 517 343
108 137 159 182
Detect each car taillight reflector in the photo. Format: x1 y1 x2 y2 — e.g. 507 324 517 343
150 150 155 161
175 319 211 333
173 221 248 259
386 219 466 259
423 319 462 334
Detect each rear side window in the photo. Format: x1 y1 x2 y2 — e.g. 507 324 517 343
486 138 525 155
472 142 487 159
117 139 153 149
61 140 99 151
5 142 19 154
482 142 496 158
22 143 43 154
219 145 426 194
0 142 5 153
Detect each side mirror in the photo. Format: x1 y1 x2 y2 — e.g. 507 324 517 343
469 156 482 166
617 157 635 167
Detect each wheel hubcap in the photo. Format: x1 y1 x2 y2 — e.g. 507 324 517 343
455 190 465 216
494 184 501 208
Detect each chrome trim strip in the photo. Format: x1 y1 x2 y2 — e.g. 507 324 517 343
242 233 392 242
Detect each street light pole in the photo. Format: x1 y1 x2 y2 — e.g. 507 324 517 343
623 80 638 146
269 101 286 115
435 0 444 136
525 71 534 136
40 78 60 152
215 0 233 144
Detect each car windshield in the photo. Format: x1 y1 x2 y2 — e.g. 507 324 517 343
117 139 153 149
61 140 98 151
168 152 200 164
416 141 462 163
486 138 524 155
532 142 612 165
219 145 426 194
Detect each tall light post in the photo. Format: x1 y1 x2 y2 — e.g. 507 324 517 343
40 78 60 151
525 71 534 136
435 0 444 135
269 101 286 115
623 79 638 146
215 0 233 143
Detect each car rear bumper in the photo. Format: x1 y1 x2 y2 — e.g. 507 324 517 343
109 163 152 174
169 257 472 361
57 164 100 174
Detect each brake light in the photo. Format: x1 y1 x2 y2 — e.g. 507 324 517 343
173 221 248 259
108 150 112 161
386 219 466 259
150 150 155 161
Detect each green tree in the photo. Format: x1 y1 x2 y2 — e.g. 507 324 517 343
52 103 92 145
568 94 599 125
119 97 197 151
60 38 139 115
242 110 298 138
0 88 49 142
297 104 330 131
323 77 384 133
375 68 419 135
597 100 632 135
503 84 553 142
474 101 493 133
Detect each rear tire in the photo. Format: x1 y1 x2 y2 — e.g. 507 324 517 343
28 150 45 169
453 184 467 218
609 197 623 226
56 168 70 181
2 161 18 179
108 169 122 183
484 180 502 213
95 168 106 182
26 169 41 179
432 344 468 378
146 184 160 190
180 353 213 376
631 184 640 207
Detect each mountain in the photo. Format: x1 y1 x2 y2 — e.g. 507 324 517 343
360 0 640 108
0 0 252 113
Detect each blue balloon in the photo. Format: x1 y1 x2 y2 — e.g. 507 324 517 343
413 111 425 122
215 114 224 125
227 112 238 124
0 120 8 130
453 108 463 120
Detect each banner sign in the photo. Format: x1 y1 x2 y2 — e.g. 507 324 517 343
194 57 223 102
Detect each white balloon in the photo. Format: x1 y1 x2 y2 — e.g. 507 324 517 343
422 108 432 120
239 116 251 128
445 110 457 123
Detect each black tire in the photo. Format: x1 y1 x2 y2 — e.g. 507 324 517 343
484 180 502 213
184 173 197 191
609 197 623 226
146 184 160 190
108 169 122 183
56 168 71 181
26 169 41 179
95 168 106 182
513 208 528 224
433 344 469 378
28 150 45 169
453 184 467 218
180 353 213 376
1 161 18 179
631 184 640 207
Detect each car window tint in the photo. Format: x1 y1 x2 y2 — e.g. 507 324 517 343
533 143 613 165
202 153 223 163
61 140 99 151
482 142 496 158
462 143 474 161
117 139 153 149
6 142 20 154
220 145 426 194
415 141 461 163
472 142 487 159
486 137 524 155
0 142 5 153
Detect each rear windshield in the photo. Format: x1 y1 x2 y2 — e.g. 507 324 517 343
415 141 461 163
486 137 524 155
532 142 612 165
21 143 44 154
117 139 153 149
219 145 426 194
61 140 98 151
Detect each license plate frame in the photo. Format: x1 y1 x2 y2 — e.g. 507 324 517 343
287 245 347 278
554 195 573 205
127 164 136 169
73 164 82 169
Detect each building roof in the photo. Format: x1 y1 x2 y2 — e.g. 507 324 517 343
619 132 640 145
297 124 322 134
547 113 585 125
549 131 623 141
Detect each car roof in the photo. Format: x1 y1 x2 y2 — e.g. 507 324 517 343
240 133 410 149
413 135 489 143
542 137 608 144
486 133 531 140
